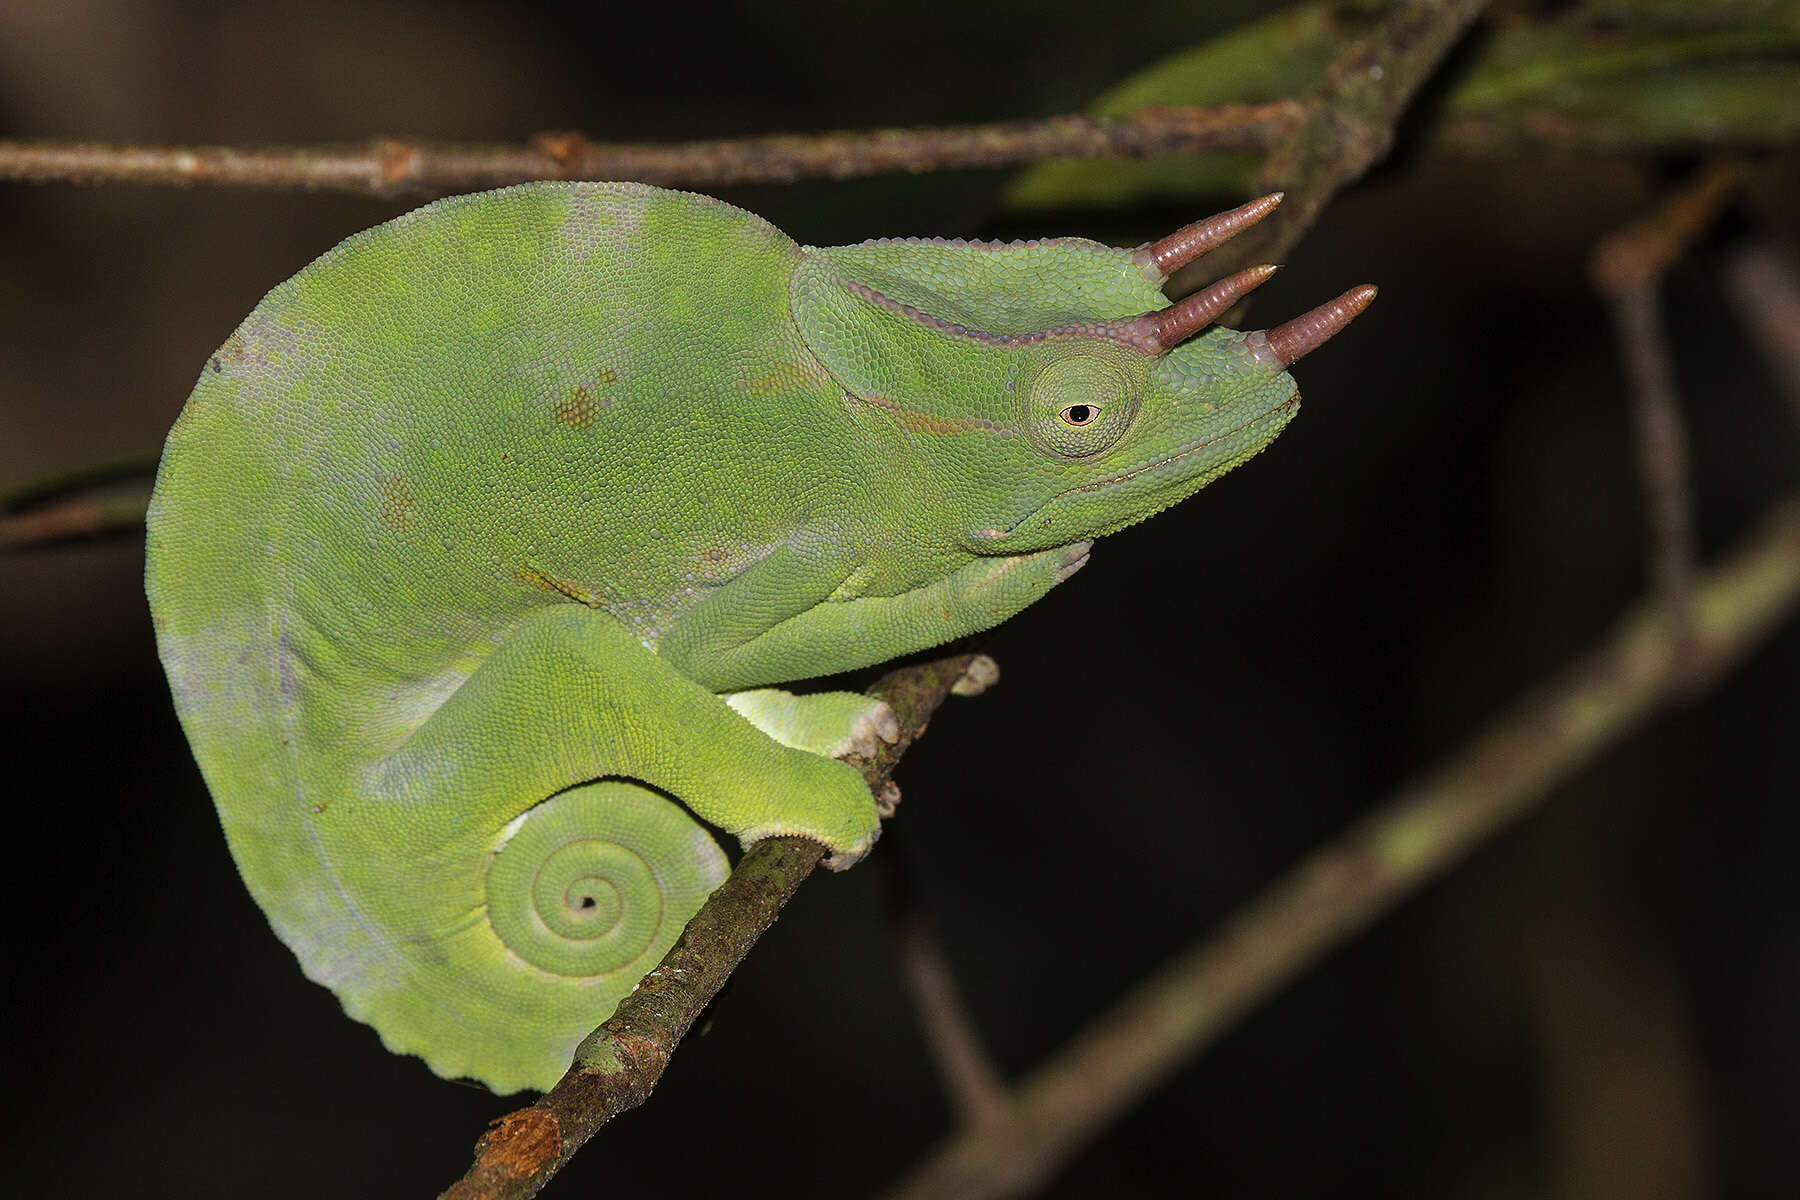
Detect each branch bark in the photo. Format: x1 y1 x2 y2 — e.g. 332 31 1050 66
887 493 1800 1200
0 106 1299 197
440 653 986 1200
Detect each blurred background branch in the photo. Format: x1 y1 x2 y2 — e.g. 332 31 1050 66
1591 163 1751 678
890 488 1800 1200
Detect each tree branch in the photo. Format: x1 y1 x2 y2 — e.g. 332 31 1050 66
880 844 1016 1135
440 652 984 1200
1590 163 1750 680
0 106 1300 198
886 493 1800 1200
1723 242 1800 419
0 458 156 551
1202 0 1493 283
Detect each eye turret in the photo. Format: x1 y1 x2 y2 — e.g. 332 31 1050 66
1025 353 1139 458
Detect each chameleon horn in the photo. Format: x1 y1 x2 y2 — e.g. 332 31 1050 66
1263 284 1379 366
1134 192 1284 280
1116 265 1280 354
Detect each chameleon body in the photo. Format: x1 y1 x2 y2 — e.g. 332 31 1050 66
145 182 1370 1093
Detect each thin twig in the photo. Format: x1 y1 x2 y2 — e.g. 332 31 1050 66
442 653 984 1200
880 841 1017 1136
1591 164 1750 678
1723 242 1800 417
5 105 1792 206
887 494 1800 1200
0 107 1300 198
1610 285 1701 667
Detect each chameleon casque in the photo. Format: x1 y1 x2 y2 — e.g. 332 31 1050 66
145 182 1372 1093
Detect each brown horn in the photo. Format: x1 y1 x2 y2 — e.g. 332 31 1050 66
1263 285 1378 366
1134 192 1284 280
1117 265 1280 354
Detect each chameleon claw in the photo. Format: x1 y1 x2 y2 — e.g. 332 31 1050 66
841 700 901 757
950 653 1001 697
1056 539 1094 583
822 824 880 871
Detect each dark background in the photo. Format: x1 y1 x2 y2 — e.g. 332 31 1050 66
4 2 1798 1197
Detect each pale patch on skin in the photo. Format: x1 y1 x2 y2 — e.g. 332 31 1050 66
378 666 473 747
558 188 638 261
724 688 900 758
212 309 317 394
688 827 731 885
157 624 276 717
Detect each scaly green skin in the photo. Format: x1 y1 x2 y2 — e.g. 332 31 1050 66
145 182 1305 1093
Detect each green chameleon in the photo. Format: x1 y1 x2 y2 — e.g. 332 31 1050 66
144 182 1372 1093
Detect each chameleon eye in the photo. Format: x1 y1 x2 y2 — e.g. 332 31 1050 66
1023 353 1139 459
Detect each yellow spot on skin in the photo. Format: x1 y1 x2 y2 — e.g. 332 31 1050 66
378 474 416 531
554 386 597 430
515 565 599 606
859 393 1015 437
747 361 821 397
552 370 617 430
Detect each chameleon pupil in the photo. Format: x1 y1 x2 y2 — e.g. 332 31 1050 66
1067 405 1093 425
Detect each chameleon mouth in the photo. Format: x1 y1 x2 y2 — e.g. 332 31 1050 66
1048 390 1300 502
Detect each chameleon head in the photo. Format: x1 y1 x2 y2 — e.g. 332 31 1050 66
793 193 1376 556
991 268 1378 553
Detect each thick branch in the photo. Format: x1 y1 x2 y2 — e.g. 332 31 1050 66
441 653 984 1200
888 495 1800 1200
0 107 1299 197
